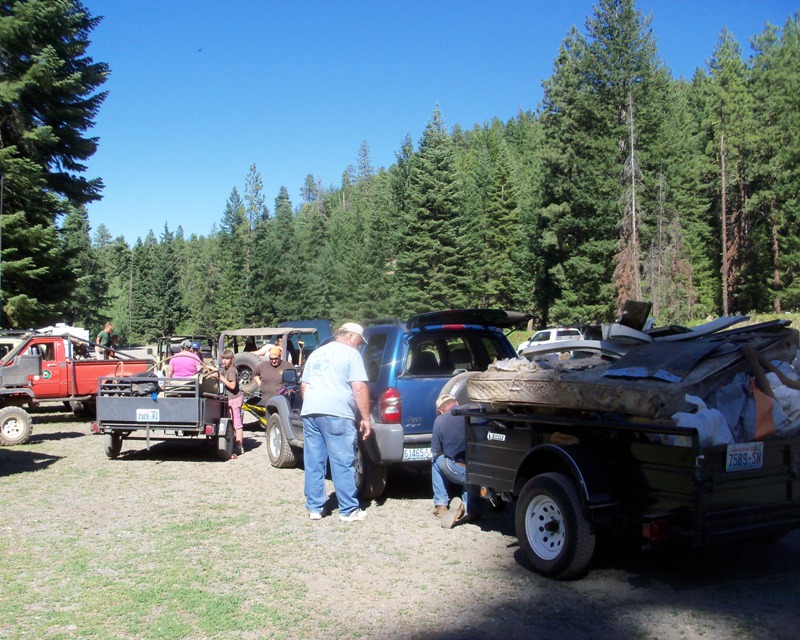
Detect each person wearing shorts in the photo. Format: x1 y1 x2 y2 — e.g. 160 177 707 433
217 349 244 458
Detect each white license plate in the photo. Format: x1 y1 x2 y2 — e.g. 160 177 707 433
725 442 764 472
403 447 432 461
136 408 160 422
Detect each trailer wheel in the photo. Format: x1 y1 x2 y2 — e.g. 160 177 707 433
0 406 32 446
516 472 596 580
217 423 234 460
104 432 123 458
355 444 387 501
266 412 296 468
233 353 260 394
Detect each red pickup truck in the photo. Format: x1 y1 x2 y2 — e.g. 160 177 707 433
0 334 153 445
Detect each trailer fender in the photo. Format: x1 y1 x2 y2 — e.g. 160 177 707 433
265 395 300 444
515 443 612 510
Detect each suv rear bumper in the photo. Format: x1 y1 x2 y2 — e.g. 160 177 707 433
369 421 431 464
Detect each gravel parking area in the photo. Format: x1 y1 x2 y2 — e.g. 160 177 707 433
1 404 799 639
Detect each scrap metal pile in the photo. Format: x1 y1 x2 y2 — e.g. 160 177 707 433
468 308 800 445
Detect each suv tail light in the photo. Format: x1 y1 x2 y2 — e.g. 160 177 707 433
380 387 402 423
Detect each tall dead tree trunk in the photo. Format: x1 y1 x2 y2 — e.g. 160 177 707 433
613 92 643 309
770 198 782 313
720 131 730 316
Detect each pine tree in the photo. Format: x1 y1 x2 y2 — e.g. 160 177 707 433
129 233 160 342
461 123 526 309
92 227 133 340
151 224 183 335
704 29 754 314
60 206 106 328
537 0 671 324
241 164 268 316
181 232 221 333
215 188 248 329
749 14 800 311
0 0 108 326
250 185 297 323
394 105 469 315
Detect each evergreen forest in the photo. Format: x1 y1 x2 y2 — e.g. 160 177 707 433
2 0 800 344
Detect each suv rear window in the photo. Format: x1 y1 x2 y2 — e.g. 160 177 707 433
556 329 581 340
363 333 388 383
404 332 507 376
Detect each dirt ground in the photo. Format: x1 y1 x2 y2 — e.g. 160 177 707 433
2 404 800 640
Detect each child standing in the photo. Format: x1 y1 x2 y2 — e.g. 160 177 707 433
218 349 244 458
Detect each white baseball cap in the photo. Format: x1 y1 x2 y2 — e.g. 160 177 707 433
339 322 367 344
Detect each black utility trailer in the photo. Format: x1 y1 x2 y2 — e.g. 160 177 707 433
93 375 234 460
461 406 800 580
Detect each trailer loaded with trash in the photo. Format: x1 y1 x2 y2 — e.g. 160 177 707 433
457 304 800 579
92 374 233 460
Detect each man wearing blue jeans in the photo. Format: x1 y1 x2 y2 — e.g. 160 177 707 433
431 395 482 529
300 323 372 523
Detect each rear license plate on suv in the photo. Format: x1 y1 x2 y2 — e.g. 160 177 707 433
403 447 432 461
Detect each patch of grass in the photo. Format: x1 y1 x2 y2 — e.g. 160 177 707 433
0 514 309 640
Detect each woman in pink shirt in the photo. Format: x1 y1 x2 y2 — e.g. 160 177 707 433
167 340 203 377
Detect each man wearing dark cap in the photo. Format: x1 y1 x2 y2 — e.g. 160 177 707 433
431 394 482 529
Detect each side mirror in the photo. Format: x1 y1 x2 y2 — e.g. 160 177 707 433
282 368 298 384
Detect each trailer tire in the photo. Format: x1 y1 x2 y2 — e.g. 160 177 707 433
233 353 260 394
516 472 596 580
0 406 32 446
356 444 387 501
266 412 296 468
217 423 234 460
105 432 123 458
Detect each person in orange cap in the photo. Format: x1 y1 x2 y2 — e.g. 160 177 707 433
253 345 293 404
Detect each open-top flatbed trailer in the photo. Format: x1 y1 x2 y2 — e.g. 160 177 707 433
92 375 234 460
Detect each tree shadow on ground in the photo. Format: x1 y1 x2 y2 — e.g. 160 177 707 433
400 530 800 640
435 523 800 640
0 449 62 477
27 430 85 443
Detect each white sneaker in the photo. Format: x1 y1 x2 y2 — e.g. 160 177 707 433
309 511 323 521
339 508 367 523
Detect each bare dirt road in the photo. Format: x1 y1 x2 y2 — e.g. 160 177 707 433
2 405 799 639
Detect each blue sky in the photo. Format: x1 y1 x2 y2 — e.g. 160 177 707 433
81 0 797 243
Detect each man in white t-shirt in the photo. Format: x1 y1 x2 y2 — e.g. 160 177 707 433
300 322 371 523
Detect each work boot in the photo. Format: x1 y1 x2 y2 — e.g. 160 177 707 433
441 497 465 529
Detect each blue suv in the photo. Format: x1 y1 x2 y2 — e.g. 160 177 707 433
261 309 526 500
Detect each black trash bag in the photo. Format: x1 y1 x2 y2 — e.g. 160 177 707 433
132 371 161 397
